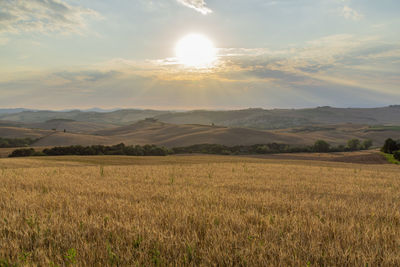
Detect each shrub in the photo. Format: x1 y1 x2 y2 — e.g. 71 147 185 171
362 139 373 150
10 144 171 157
347 139 361 151
394 151 400 161
9 148 36 157
313 140 330 153
382 138 399 154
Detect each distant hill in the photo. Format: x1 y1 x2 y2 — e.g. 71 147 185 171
92 120 304 147
0 127 52 139
0 120 24 127
0 109 170 125
1 120 396 148
0 108 33 115
1 106 399 130
30 119 119 133
153 106 400 129
89 120 400 148
0 106 399 149
33 132 114 147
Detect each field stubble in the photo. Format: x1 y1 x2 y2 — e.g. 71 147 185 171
0 155 400 266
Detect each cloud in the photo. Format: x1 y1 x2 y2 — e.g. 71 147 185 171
1 34 399 109
341 5 363 21
0 0 99 34
176 0 212 15
53 71 120 83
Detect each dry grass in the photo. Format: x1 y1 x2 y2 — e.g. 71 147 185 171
1 155 400 266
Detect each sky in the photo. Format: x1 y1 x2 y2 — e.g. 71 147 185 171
0 0 399 110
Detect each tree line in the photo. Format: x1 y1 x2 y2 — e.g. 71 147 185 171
173 139 373 155
9 144 172 157
8 138 373 158
381 138 400 161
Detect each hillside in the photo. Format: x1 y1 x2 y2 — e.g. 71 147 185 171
0 127 52 139
0 109 170 125
1 106 400 130
32 132 114 147
32 120 302 147
30 119 119 133
154 106 400 129
0 108 32 115
25 120 400 148
1 106 399 148
93 120 304 147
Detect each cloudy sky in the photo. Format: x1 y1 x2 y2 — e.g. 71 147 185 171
0 0 399 110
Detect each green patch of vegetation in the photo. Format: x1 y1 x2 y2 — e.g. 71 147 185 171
381 138 400 164
9 143 171 157
291 126 336 133
0 258 18 267
0 137 37 148
9 138 375 158
382 153 400 165
64 248 77 265
366 125 400 132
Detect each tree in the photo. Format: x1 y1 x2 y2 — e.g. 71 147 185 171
394 151 400 161
362 139 373 150
382 138 399 154
9 148 36 157
347 139 361 151
313 140 330 153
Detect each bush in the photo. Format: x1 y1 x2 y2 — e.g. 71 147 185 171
362 139 373 150
382 138 399 154
394 151 400 161
9 148 36 157
11 144 171 158
347 139 361 151
313 140 330 153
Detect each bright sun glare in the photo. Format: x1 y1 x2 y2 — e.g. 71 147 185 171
175 34 217 68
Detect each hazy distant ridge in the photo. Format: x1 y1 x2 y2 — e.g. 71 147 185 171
2 106 399 130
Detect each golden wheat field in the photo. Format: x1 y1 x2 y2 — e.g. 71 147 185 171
1 155 400 266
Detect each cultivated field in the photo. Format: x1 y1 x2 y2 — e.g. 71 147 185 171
1 155 400 266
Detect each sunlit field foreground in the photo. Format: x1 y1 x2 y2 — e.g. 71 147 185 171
1 155 400 266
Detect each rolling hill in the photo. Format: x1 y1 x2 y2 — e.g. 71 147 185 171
0 127 52 139
0 109 170 125
1 106 400 130
153 106 400 129
1 106 399 149
30 120 303 147
93 120 304 147
2 120 395 148
29 119 119 133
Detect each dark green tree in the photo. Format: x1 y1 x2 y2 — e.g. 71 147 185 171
394 151 400 161
382 138 398 154
9 148 36 157
313 140 330 153
362 139 373 150
347 139 361 151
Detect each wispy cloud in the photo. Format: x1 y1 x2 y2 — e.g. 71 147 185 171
0 0 99 35
1 34 399 109
176 0 212 15
341 5 363 21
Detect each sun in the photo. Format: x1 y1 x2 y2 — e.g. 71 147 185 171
175 34 217 68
